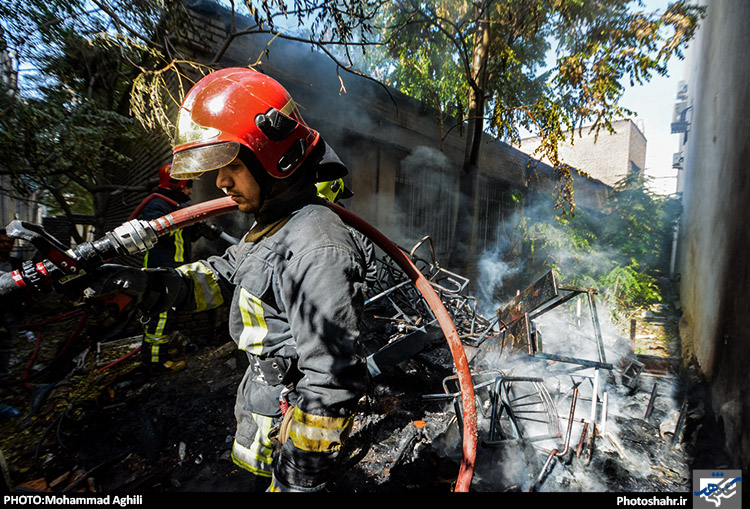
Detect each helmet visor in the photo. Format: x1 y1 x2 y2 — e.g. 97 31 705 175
171 142 241 179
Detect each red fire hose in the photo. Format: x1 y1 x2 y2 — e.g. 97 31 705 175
148 195 238 235
325 202 477 492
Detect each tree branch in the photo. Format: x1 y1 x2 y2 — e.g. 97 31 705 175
88 0 162 50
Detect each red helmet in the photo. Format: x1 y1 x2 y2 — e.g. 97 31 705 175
158 163 189 192
170 67 320 180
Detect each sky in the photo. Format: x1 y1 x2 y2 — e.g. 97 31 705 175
520 0 690 195
621 70 683 195
619 0 689 195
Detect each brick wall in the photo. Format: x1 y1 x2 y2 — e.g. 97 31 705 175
518 118 646 188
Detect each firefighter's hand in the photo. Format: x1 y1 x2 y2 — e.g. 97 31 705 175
84 265 189 315
84 264 188 315
84 264 149 304
195 222 223 241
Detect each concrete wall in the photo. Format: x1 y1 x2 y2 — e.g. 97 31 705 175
203 16 536 260
675 0 750 473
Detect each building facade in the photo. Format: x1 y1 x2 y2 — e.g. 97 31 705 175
517 118 648 189
673 0 750 474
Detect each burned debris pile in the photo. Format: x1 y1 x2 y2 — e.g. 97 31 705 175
340 236 712 492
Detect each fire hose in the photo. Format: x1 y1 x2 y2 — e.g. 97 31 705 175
325 202 477 493
0 196 477 491
0 196 239 296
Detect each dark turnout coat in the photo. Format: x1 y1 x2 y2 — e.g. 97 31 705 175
174 201 369 490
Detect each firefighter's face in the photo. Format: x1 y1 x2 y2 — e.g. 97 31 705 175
215 158 262 214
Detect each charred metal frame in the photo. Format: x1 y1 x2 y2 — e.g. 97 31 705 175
619 355 645 389
426 371 562 448
363 236 498 376
454 269 633 486
485 376 561 445
365 253 652 490
495 270 607 365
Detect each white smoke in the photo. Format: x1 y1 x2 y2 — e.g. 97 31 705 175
476 249 522 315
461 249 689 492
382 145 459 255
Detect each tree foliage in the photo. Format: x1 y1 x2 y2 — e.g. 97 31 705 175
1 1 388 227
0 0 179 237
1 0 702 248
130 0 387 139
519 173 681 317
364 0 703 216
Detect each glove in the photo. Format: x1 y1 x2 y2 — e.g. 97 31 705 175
84 264 188 315
195 222 223 241
84 265 148 302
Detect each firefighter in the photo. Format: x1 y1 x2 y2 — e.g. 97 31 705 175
137 165 210 372
0 229 23 384
85 68 369 492
137 163 224 374
137 164 193 373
